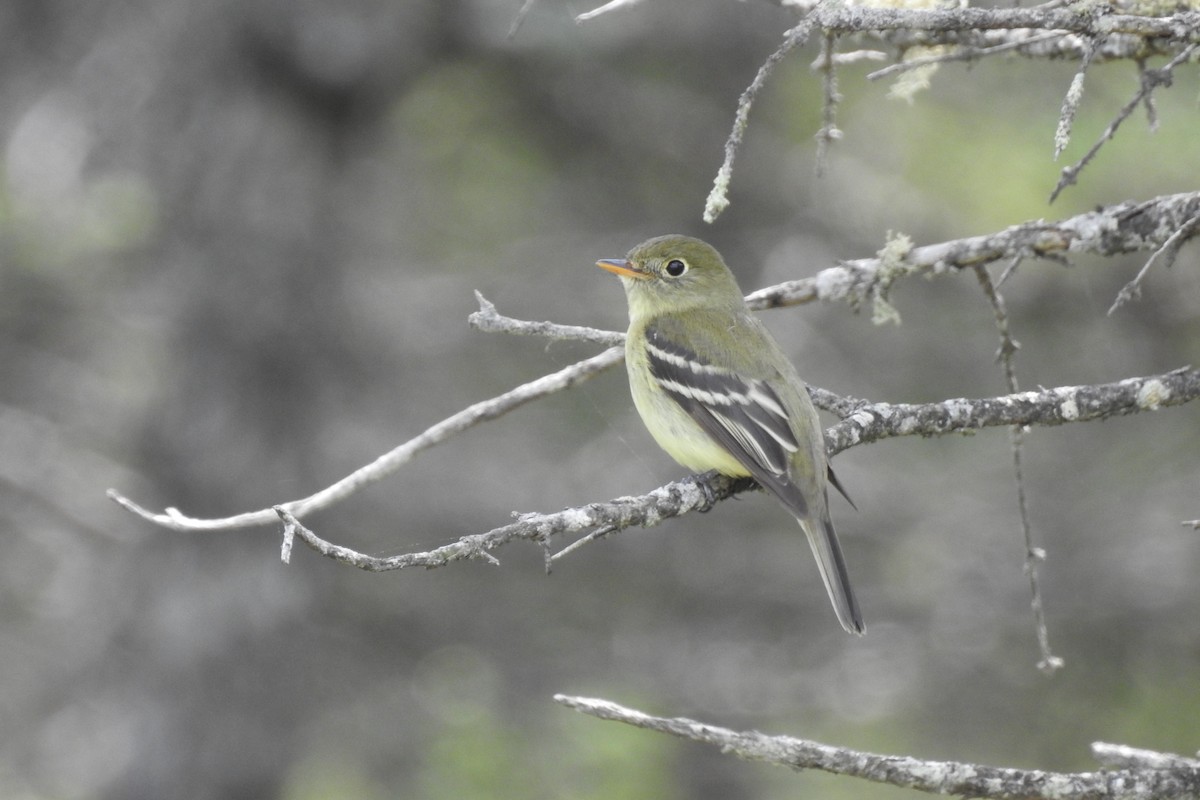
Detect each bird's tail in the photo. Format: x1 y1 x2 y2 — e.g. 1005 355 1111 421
798 513 864 635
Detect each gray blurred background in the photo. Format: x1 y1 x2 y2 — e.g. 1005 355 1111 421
2 1 1198 798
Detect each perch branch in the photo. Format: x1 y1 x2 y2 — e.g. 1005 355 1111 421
554 694 1200 799
126 366 1200 571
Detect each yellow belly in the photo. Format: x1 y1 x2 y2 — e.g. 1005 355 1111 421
627 348 751 477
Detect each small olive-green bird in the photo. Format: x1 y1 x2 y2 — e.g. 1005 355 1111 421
597 234 863 634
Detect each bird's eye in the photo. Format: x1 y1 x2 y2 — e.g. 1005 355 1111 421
665 259 688 277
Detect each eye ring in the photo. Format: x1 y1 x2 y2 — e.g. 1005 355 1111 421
664 259 688 277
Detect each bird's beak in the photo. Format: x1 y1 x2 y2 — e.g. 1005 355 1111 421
596 258 650 280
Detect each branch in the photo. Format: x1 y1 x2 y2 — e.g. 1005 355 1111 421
824 366 1199 455
743 192 1200 310
705 7 826 222
972 264 1063 674
794 4 1200 53
864 30 1074 81
114 365 1199 570
705 3 1200 220
1091 742 1200 772
272 474 755 572
1108 206 1200 314
1051 43 1200 203
468 291 624 346
107 341 625 531
554 694 1200 799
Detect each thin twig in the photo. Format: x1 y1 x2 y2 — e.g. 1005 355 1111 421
974 264 1061 673
469 290 625 346
1091 741 1200 771
1135 58 1160 133
554 695 1200 799
107 341 625 531
271 473 748 572
866 30 1071 81
1108 212 1200 315
704 5 826 222
507 0 540 39
814 31 842 177
823 49 888 66
575 0 641 23
1050 43 1199 203
995 253 1024 289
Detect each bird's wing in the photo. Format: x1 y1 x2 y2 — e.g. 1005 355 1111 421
644 325 806 513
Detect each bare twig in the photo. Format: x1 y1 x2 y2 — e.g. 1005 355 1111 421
866 30 1071 81
554 695 1200 799
107 339 625 531
995 253 1024 289
1135 57 1160 133
1108 212 1200 315
469 290 625 346
824 367 1199 454
973 265 1063 675
823 49 888 66
808 5 1200 44
814 31 842 176
1050 43 1199 203
705 5 826 222
507 0 540 39
1091 741 1200 771
575 0 641 23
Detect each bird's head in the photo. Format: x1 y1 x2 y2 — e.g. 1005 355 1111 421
597 234 745 321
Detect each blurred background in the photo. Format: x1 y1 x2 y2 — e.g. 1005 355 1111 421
2 0 1198 797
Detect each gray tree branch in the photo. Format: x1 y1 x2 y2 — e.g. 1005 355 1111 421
705 2 1200 220
744 191 1200 311
269 366 1200 572
554 694 1200 800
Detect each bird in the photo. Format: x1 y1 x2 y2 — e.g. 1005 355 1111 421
596 234 864 634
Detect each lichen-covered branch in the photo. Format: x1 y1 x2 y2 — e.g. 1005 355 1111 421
825 366 1198 454
554 694 1200 799
705 3 1200 220
744 191 1200 310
